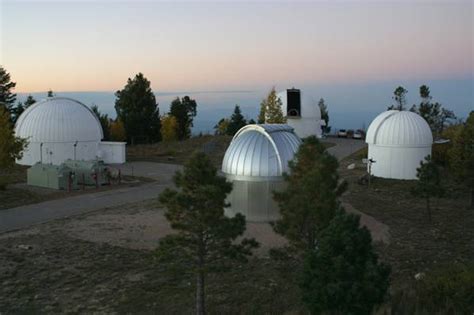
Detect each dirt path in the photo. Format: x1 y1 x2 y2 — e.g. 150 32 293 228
326 137 366 161
343 202 391 244
0 140 368 235
0 163 182 233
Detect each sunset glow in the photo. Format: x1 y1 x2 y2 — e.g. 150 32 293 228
2 1 472 93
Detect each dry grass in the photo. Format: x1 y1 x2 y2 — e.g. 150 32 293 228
0 164 28 186
2 139 471 313
0 188 47 210
128 135 335 168
127 135 232 167
339 148 474 290
0 175 152 210
0 212 303 314
321 141 336 149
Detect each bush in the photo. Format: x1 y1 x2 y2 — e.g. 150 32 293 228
354 146 368 161
432 143 450 166
432 124 463 166
0 176 8 190
391 263 474 314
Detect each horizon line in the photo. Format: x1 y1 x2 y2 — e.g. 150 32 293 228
15 89 258 95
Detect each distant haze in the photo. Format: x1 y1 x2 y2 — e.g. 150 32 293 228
17 78 472 134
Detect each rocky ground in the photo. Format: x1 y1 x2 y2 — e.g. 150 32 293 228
0 175 151 211
2 140 471 313
339 150 474 289
0 200 298 314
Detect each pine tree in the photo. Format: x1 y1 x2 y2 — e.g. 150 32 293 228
47 90 54 97
0 66 17 115
258 99 266 124
91 105 111 141
169 96 197 140
449 111 474 209
388 86 407 110
318 98 330 133
0 106 28 185
410 85 456 137
412 155 445 222
227 105 247 135
115 73 161 144
11 102 24 124
24 95 36 108
301 211 390 315
11 95 36 124
273 136 347 251
157 152 258 314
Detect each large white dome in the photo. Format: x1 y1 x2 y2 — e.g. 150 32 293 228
222 124 301 178
366 110 432 147
15 97 103 143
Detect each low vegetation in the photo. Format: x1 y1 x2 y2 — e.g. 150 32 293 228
340 147 474 312
127 135 232 167
391 263 474 314
412 155 445 222
0 174 151 210
0 104 28 192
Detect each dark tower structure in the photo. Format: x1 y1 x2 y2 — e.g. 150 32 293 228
286 88 301 117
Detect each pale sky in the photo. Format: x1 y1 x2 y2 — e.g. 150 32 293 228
1 0 472 93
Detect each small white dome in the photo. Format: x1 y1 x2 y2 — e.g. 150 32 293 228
222 124 301 178
366 110 432 147
15 97 103 143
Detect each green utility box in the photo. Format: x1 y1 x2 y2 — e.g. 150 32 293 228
63 160 110 186
27 163 77 190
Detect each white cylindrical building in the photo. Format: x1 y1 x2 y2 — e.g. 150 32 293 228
15 97 105 165
365 110 433 180
277 88 324 139
221 124 301 222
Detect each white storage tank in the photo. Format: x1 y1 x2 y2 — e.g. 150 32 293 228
221 124 301 222
365 110 433 180
98 142 127 164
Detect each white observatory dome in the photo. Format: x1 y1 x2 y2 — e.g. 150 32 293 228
222 124 301 222
365 110 433 180
222 124 301 178
14 97 105 166
366 110 432 147
15 97 103 143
